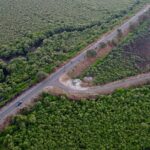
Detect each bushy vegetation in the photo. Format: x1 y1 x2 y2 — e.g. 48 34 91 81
0 85 150 149
0 0 145 60
0 0 145 45
81 20 150 85
86 49 97 58
0 0 145 106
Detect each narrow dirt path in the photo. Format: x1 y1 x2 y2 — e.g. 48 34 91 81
58 72 150 99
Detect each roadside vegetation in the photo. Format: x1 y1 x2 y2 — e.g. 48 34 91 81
0 0 146 107
81 20 150 85
0 85 150 149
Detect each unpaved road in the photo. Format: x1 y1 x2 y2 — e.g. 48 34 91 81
60 72 150 99
0 5 150 126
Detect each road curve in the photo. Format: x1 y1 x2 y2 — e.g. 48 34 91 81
59 72 150 99
0 5 150 125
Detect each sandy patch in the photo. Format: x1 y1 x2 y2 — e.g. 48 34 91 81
59 74 88 91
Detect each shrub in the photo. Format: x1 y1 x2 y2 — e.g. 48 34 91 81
117 29 123 39
110 39 118 47
36 71 48 81
86 50 97 58
99 42 107 49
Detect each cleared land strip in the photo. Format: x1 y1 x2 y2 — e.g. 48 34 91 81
0 5 150 128
58 72 150 99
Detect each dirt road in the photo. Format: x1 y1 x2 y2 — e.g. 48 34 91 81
59 72 150 99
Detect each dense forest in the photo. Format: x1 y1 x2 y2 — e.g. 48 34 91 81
0 0 145 106
81 20 150 85
0 0 141 44
0 85 150 149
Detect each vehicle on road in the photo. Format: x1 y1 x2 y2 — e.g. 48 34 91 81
16 101 23 107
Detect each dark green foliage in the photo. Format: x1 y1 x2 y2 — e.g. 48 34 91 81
86 50 97 58
0 69 4 82
99 42 107 48
0 85 150 149
36 71 48 81
0 0 144 45
0 3 142 60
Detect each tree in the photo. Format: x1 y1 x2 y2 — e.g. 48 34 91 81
0 69 5 82
28 114 36 124
36 71 48 81
86 50 97 58
99 42 106 49
117 29 123 39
